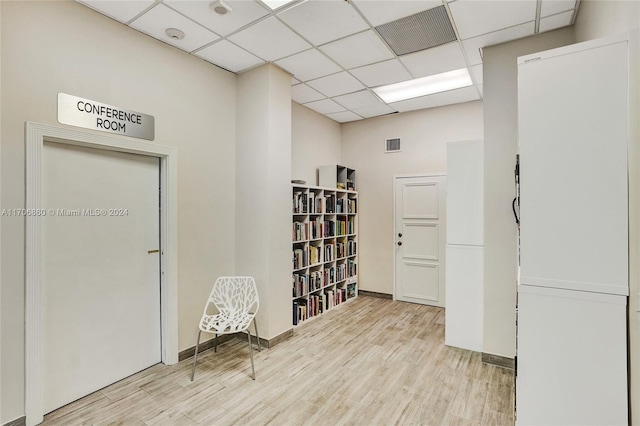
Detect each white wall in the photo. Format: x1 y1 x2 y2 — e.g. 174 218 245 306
341 101 483 295
482 28 575 359
235 64 292 340
573 1 640 420
291 102 341 185
0 2 237 423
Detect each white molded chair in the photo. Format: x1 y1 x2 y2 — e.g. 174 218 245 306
190 276 261 381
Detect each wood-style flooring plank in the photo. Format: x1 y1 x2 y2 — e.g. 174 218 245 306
42 296 514 425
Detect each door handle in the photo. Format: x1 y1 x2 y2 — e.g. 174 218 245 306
148 249 159 254
397 241 402 246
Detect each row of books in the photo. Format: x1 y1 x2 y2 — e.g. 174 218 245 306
335 198 357 214
292 271 324 298
293 248 307 270
347 240 357 256
347 260 357 277
292 288 349 325
293 247 357 270
292 221 309 242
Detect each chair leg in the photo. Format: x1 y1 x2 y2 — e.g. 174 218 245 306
190 330 202 381
214 333 218 353
247 331 256 380
253 318 262 352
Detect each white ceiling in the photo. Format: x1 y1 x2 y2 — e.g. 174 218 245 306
77 0 580 123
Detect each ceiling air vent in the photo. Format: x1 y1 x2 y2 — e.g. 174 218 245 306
385 138 401 153
375 6 457 56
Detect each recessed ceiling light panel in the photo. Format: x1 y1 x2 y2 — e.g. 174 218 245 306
373 68 473 103
261 0 296 10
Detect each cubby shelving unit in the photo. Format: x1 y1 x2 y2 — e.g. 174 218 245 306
292 184 358 326
318 165 356 191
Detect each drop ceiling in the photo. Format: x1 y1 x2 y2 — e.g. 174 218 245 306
76 0 580 123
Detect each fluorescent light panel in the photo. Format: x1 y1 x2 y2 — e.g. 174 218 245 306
262 0 296 10
373 68 473 103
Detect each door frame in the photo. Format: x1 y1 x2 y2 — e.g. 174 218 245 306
25 122 178 426
392 173 447 302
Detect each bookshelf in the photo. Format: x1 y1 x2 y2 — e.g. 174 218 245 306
292 184 358 326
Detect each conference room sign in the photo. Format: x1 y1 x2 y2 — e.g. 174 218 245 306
57 93 155 141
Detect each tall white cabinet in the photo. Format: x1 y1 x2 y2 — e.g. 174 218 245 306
517 35 629 425
445 140 484 352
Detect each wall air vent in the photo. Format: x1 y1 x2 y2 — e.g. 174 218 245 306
385 137 401 153
375 6 457 56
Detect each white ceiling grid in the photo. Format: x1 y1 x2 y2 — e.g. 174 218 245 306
77 0 580 123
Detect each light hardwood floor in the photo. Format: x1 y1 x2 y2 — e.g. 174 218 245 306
43 296 515 425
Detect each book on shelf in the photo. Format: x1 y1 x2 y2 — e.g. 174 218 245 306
325 195 335 213
293 191 308 214
324 244 334 262
347 217 355 234
348 198 357 213
347 239 357 256
293 273 309 297
347 259 357 277
324 220 335 237
337 263 346 281
347 283 356 299
336 198 345 213
309 245 321 265
310 270 323 292
311 217 324 240
293 247 309 270
293 221 309 241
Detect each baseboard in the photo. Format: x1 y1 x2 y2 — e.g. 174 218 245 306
178 334 236 362
358 290 393 299
3 416 26 426
482 352 515 370
178 328 294 361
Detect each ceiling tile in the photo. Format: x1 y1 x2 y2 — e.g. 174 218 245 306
448 0 537 40
400 41 466 78
130 4 220 52
278 0 369 45
470 64 483 85
390 95 437 113
78 0 155 23
303 98 346 115
195 40 265 73
228 16 310 61
165 0 270 37
319 30 394 70
477 84 484 97
461 21 535 65
333 90 381 110
539 10 574 32
292 84 326 103
540 0 576 17
325 111 363 123
306 72 364 97
351 0 443 27
275 49 342 81
352 103 395 119
292 77 301 85
350 59 412 87
428 85 480 107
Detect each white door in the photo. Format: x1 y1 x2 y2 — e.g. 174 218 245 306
394 175 446 307
41 142 161 413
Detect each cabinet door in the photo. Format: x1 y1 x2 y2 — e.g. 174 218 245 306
518 40 628 295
